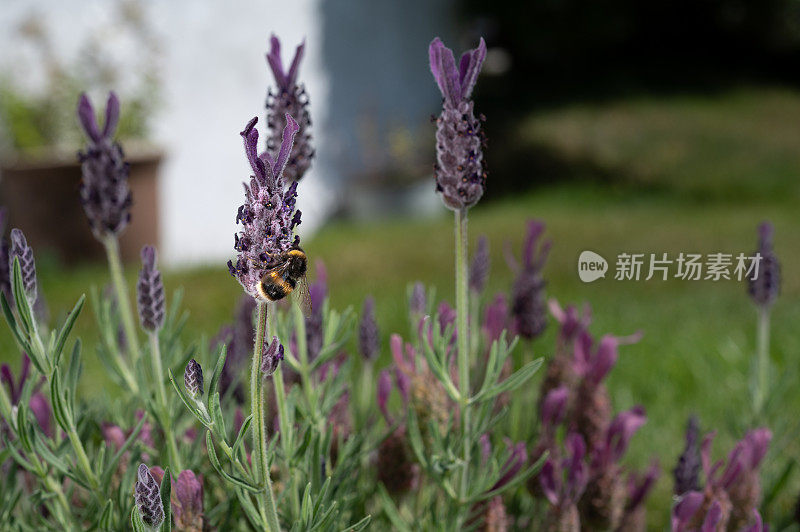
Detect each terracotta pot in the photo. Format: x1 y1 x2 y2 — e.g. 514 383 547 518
0 147 162 264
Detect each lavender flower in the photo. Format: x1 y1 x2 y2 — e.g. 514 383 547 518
409 282 427 322
261 336 284 377
377 427 419 495
29 393 52 438
482 294 509 348
0 353 30 404
377 369 392 423
134 463 165 529
136 246 165 332
359 296 380 361
673 415 701 496
748 221 780 308
77 92 133 239
429 37 487 210
507 220 550 340
469 235 490 294
540 433 588 530
173 470 203 532
305 261 327 361
8 228 37 305
227 115 301 300
619 461 659 530
184 359 204 399
266 35 314 183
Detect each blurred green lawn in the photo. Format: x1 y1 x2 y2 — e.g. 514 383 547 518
2 85 799 525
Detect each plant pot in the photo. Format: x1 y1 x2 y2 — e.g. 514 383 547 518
0 146 162 264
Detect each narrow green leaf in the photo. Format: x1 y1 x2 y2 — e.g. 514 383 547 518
235 489 264 530
231 414 253 455
205 431 260 493
1 434 35 472
475 358 543 404
98 499 114 530
300 482 313 523
131 506 147 532
377 484 411 532
53 295 85 367
1 292 34 366
341 515 372 532
159 466 172 532
210 392 226 436
11 258 33 335
207 344 228 402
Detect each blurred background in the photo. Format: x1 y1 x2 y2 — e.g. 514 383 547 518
1 0 800 526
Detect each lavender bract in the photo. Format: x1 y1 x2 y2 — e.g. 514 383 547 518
261 336 284 377
266 35 314 183
673 415 701 496
8 228 37 305
227 115 301 300
184 359 204 398
134 463 165 529
173 470 204 532
748 221 780 308
76 92 133 239
429 37 487 210
469 235 489 293
136 246 165 332
508 220 550 340
358 296 380 361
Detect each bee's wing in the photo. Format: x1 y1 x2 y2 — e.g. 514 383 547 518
293 276 312 317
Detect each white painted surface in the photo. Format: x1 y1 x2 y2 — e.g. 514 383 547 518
0 0 332 266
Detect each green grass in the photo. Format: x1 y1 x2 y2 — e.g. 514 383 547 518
521 85 800 201
2 85 799 526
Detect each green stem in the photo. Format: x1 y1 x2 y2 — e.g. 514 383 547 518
251 302 282 532
150 332 182 470
755 306 771 412
454 208 471 506
66 426 99 490
102 236 142 371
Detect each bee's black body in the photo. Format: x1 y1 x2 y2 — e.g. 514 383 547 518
257 248 308 302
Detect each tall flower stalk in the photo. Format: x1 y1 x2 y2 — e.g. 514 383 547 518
77 92 142 376
228 112 301 532
748 222 780 413
429 35 487 517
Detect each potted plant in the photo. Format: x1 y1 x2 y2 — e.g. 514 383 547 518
0 2 163 263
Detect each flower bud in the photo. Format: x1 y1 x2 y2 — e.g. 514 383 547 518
469 235 490 294
134 463 164 529
184 359 204 399
137 246 165 332
261 336 284 377
358 296 380 361
9 228 37 305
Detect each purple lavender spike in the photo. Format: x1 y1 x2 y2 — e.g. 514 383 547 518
134 463 164 528
261 336 284 377
184 359 204 398
136 246 165 332
468 235 490 294
359 296 380 361
9 229 37 305
429 37 488 210
76 92 133 239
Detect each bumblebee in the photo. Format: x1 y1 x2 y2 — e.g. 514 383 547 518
256 247 311 313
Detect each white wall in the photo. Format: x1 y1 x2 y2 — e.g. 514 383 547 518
0 0 332 266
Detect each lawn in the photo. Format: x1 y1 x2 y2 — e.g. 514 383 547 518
2 85 799 526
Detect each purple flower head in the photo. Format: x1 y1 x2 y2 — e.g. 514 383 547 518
102 423 126 452
359 296 380 361
540 386 569 430
469 235 490 294
482 293 509 347
671 491 705 531
408 282 427 322
77 92 133 239
228 115 301 299
626 461 660 512
429 37 488 210
541 432 588 506
748 221 780 308
261 336 284 377
173 470 203 531
588 406 646 475
550 299 592 347
674 415 702 496
136 245 165 332
9 228 37 305
266 35 313 183
184 359 204 399
507 221 551 340
134 463 164 529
